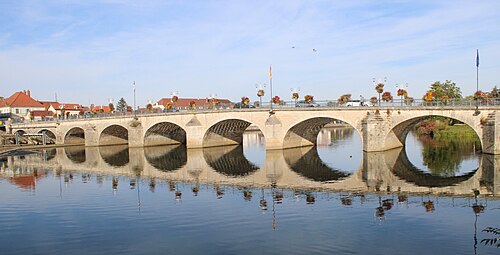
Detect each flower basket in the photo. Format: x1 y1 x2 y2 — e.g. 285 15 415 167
369 96 378 105
423 91 435 102
241 97 250 105
381 92 393 102
257 89 265 97
375 83 384 94
397 89 406 97
165 102 172 110
292 92 299 100
189 101 196 109
337 94 351 104
272 96 280 104
304 95 314 103
171 95 178 103
404 97 414 105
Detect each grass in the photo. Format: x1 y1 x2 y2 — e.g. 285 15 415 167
434 124 480 141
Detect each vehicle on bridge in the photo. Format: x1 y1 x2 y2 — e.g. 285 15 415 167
233 103 256 109
295 100 320 107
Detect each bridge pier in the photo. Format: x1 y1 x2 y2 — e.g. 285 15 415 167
482 112 500 155
362 110 403 152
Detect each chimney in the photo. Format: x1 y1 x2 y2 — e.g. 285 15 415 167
23 90 26 95
27 90 31 98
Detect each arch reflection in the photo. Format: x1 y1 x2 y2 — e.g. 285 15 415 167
203 145 259 177
99 145 130 167
386 147 477 187
283 147 351 182
64 146 86 163
144 145 187 172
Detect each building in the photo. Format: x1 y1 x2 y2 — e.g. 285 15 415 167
0 90 46 118
157 97 234 110
39 101 84 119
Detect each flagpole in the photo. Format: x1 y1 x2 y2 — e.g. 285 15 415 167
269 65 273 112
133 81 137 118
476 49 479 111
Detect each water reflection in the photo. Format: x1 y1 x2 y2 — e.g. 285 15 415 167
284 147 351 182
100 145 129 167
203 145 259 177
144 145 187 172
1 144 497 197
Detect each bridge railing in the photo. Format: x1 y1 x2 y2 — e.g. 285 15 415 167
8 98 500 125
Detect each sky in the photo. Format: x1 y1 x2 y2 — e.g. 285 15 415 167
1 0 499 106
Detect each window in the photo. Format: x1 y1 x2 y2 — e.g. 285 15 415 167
16 109 19 114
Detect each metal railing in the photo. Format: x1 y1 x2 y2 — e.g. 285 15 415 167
8 98 500 125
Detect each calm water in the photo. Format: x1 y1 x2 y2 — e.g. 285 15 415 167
0 128 498 255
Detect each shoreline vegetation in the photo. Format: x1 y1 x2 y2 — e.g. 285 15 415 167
415 117 479 142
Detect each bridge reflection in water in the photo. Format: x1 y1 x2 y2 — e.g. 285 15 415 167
3 142 498 197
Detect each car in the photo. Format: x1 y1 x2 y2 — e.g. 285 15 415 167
233 103 256 109
345 100 369 107
295 100 320 107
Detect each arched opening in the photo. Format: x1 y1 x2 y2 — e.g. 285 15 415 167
65 146 86 163
14 130 27 144
144 122 186 147
203 119 266 167
38 129 56 144
99 125 129 146
203 145 259 177
284 117 363 174
99 145 130 167
389 116 481 177
144 145 187 172
65 127 85 145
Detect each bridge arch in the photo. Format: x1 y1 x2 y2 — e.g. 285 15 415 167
99 145 129 167
38 129 56 144
99 124 129 146
144 122 186 147
144 145 187 172
202 118 263 148
14 130 27 144
386 113 483 151
283 117 361 149
64 127 85 145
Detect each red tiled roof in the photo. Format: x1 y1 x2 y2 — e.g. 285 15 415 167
38 101 61 110
0 98 7 107
157 98 233 107
5 91 44 107
91 105 111 113
30 110 53 117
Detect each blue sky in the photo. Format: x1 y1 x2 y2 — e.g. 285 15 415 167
1 0 499 106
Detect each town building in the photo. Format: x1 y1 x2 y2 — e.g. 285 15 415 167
0 90 46 118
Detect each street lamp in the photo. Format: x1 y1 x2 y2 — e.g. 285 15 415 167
256 83 266 108
373 77 387 107
395 82 408 106
290 87 300 106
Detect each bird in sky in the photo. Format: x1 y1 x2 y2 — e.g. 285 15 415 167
312 48 317 52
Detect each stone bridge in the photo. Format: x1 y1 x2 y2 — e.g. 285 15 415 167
2 145 498 196
7 107 500 154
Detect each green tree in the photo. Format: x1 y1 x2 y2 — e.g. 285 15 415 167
490 86 500 98
116 98 128 112
425 80 462 99
108 103 115 112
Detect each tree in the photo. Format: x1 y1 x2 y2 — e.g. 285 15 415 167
425 80 462 100
108 103 115 113
489 86 500 98
116 98 127 112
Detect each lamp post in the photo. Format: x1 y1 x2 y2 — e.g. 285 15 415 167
291 87 300 106
373 77 387 107
133 81 136 118
256 83 266 108
395 82 408 106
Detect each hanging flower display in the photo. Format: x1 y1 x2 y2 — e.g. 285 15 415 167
381 91 393 102
272 96 280 104
423 91 435 102
375 83 384 93
165 102 172 110
397 89 407 97
337 94 351 104
171 95 178 103
441 95 451 104
241 97 250 105
370 96 378 105
189 101 196 109
257 89 265 97
304 95 314 103
292 92 299 100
